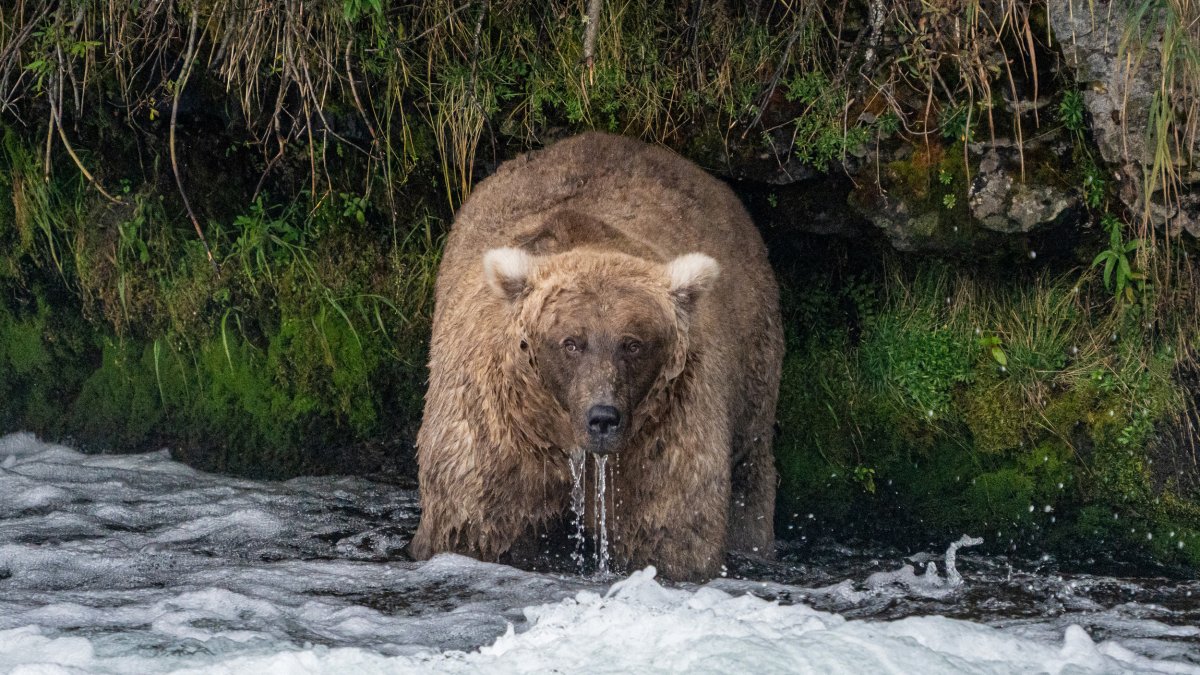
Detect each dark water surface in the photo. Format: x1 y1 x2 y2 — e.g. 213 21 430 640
0 432 1196 673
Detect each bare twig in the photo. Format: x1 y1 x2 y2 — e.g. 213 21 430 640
48 73 122 203
344 38 377 143
582 0 603 80
170 7 218 273
742 20 804 138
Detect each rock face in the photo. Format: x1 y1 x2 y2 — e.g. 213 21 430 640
718 0 1200 250
1049 0 1200 236
970 148 1079 235
842 139 1083 252
723 115 1084 253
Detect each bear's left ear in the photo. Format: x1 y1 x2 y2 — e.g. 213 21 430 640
665 253 720 314
483 247 537 302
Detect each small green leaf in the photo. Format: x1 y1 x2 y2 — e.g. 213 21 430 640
991 346 1008 367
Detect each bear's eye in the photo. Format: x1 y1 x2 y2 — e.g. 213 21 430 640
562 338 581 353
624 340 643 355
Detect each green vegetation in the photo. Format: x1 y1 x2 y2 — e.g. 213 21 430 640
775 257 1200 569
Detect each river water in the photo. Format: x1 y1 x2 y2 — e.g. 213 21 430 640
0 432 1196 674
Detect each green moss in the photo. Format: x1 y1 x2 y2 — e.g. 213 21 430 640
70 338 170 449
959 368 1024 454
770 259 1199 567
962 468 1037 530
774 342 864 525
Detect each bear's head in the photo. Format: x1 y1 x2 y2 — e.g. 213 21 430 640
483 247 719 456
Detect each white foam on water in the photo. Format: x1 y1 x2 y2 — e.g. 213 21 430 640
0 432 1196 675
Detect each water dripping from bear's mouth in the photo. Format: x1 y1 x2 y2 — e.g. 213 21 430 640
569 449 586 571
569 448 612 576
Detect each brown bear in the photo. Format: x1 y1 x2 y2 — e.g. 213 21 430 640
410 132 783 581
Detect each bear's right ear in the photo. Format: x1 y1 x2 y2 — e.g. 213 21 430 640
483 247 536 302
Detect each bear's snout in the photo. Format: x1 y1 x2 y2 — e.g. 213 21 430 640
586 404 622 446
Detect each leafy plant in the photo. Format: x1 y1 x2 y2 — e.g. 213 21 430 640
784 71 871 171
1090 213 1142 302
852 466 877 494
1081 157 1107 209
1058 90 1087 135
938 102 977 142
342 0 382 23
978 334 1008 368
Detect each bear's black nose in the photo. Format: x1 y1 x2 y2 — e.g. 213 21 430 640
587 405 621 437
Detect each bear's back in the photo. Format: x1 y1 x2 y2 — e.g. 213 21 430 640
439 132 773 315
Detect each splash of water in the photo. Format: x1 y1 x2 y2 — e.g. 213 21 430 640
944 534 983 587
593 453 610 575
568 449 587 573
566 449 613 576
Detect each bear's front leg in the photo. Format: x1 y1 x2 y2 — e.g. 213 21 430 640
611 423 732 581
413 425 571 562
